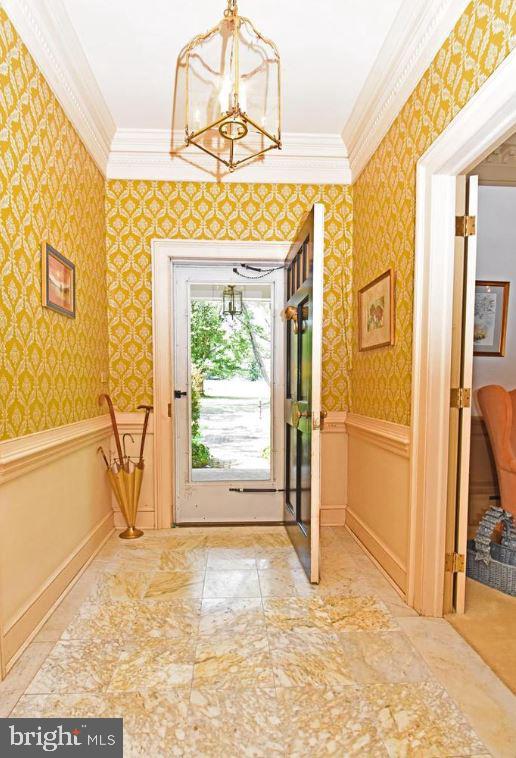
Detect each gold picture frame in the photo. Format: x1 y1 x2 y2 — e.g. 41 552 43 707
473 280 509 357
41 242 76 318
358 269 395 351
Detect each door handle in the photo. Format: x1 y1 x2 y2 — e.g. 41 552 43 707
174 390 188 398
291 403 310 429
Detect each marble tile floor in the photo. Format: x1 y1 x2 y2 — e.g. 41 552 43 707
2 526 515 757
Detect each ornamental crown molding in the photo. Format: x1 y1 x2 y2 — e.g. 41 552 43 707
107 129 351 184
2 0 115 174
343 0 470 181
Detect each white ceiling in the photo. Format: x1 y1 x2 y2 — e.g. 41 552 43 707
63 0 403 135
3 0 469 181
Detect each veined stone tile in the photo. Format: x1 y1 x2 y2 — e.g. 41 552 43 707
26 640 122 694
203 569 261 598
198 598 265 635
11 691 190 757
258 568 314 598
267 626 341 653
338 631 431 684
108 639 195 692
205 533 257 548
255 548 304 570
271 641 356 688
92 570 152 602
185 687 284 757
276 686 388 757
263 597 330 631
0 643 54 696
193 651 274 690
145 534 208 552
322 595 397 632
159 548 208 571
144 570 205 599
62 600 201 642
206 547 257 568
196 625 269 659
362 681 486 757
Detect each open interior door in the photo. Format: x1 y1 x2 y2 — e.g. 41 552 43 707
444 174 478 613
283 205 324 583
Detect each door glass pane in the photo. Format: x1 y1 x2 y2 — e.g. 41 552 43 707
189 282 272 481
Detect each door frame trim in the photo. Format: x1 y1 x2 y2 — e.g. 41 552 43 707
409 50 516 615
151 239 291 528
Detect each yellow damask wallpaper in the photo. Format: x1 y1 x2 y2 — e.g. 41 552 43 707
352 0 515 425
105 181 353 413
0 10 109 440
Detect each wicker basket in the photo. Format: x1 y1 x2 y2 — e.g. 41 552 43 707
466 506 516 596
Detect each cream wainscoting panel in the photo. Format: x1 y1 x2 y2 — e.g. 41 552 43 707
346 413 410 592
0 418 114 675
321 411 347 526
110 413 155 530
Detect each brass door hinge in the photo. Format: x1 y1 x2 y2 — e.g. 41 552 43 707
455 215 476 237
445 552 465 573
450 387 471 409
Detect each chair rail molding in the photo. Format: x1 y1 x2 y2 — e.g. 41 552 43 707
343 0 469 180
108 129 351 184
2 0 115 173
0 416 111 484
345 413 410 457
410 49 516 616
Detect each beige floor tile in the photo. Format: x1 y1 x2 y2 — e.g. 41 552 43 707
193 624 274 691
276 686 388 757
185 687 284 757
322 595 397 632
267 626 341 653
144 570 205 599
92 570 152 601
255 547 303 570
263 597 331 631
62 599 201 642
159 548 207 571
203 569 261 598
338 631 430 684
108 639 195 691
26 640 122 694
258 568 314 597
205 533 257 548
144 534 207 551
11 691 190 757
198 598 265 635
206 547 257 570
399 616 516 758
0 642 54 698
272 640 356 688
362 682 486 756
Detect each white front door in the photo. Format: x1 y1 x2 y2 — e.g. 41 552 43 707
172 263 285 523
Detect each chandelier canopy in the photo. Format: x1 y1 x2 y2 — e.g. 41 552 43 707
184 0 281 172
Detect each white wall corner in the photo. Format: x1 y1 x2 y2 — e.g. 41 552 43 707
343 0 470 181
2 0 115 174
107 129 351 185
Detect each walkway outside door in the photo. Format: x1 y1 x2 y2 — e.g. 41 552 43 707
284 205 325 583
173 263 285 523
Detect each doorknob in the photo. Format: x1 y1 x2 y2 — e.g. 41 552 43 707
174 390 188 398
291 403 310 429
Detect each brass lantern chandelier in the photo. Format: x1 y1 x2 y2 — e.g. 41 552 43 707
184 0 281 172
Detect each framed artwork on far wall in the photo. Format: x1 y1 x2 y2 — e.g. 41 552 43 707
41 242 76 318
358 268 395 351
474 280 510 357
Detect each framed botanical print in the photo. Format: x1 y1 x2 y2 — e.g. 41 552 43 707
358 269 395 351
41 242 76 318
473 280 509 356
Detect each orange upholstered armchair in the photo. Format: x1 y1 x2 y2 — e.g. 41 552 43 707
477 385 516 517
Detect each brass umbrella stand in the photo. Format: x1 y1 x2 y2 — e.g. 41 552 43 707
98 395 153 540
